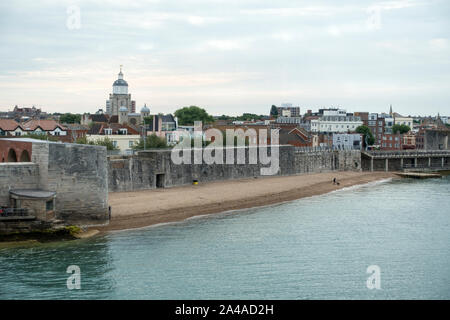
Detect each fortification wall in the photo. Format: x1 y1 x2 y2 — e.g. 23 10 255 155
0 163 40 206
43 143 109 225
1 140 109 229
108 147 361 192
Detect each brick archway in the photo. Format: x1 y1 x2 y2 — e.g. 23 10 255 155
7 148 17 162
20 150 31 162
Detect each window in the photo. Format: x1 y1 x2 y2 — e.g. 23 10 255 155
104 128 112 135
129 141 134 148
0 130 5 136
112 141 117 148
54 131 60 136
15 132 21 136
118 128 127 135
46 200 54 211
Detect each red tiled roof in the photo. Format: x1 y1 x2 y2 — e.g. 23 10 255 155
0 119 21 131
22 119 67 131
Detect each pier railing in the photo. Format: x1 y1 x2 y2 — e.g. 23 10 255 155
402 164 450 171
295 146 361 153
363 150 450 158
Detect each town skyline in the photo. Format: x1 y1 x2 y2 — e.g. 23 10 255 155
1 0 449 116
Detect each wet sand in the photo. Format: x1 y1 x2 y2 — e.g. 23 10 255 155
97 171 395 232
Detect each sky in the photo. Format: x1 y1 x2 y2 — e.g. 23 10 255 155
0 0 449 117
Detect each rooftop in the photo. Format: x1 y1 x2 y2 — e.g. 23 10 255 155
10 189 56 199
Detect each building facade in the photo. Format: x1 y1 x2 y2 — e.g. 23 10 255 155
310 114 362 133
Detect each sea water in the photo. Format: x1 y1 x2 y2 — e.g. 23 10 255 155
0 176 449 299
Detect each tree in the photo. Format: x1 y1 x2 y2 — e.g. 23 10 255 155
75 136 88 144
143 115 153 125
217 114 233 120
133 134 169 150
356 125 375 146
75 136 117 150
270 105 278 117
235 113 266 121
60 113 81 124
174 106 214 125
392 124 411 134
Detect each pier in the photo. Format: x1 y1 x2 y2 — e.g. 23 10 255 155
362 150 450 172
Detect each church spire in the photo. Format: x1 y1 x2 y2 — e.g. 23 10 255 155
389 104 393 117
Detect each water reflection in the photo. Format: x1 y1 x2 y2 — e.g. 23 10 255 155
0 237 114 299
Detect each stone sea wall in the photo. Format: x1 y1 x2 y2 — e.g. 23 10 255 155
108 146 361 192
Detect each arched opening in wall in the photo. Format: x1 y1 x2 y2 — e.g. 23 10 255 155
7 149 17 162
20 150 31 162
130 118 137 125
354 161 359 169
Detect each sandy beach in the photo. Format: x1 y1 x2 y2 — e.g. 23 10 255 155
97 171 395 232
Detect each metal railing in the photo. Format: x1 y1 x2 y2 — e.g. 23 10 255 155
0 207 29 217
363 150 450 158
403 164 450 169
295 146 361 153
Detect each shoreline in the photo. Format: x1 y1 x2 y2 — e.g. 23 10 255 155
97 171 396 233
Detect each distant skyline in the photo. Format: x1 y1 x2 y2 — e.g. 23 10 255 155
0 0 449 116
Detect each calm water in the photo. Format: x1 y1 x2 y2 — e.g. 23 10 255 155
1 176 449 299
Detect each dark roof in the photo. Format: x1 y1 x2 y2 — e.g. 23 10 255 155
88 123 140 135
90 114 109 123
113 79 128 86
10 189 56 199
278 127 310 144
161 114 175 123
88 123 104 134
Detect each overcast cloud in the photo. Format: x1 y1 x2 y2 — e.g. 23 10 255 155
0 0 449 116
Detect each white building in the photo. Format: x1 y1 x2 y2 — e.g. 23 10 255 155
332 133 362 150
311 115 362 133
87 134 141 155
394 117 413 129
